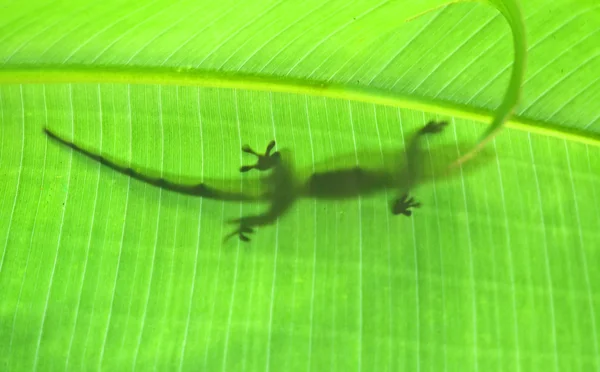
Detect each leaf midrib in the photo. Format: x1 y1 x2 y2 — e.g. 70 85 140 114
1 64 598 146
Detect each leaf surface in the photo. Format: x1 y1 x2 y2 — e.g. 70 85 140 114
1 1 599 371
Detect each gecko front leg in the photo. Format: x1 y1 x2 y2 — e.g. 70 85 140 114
226 140 296 243
391 120 448 217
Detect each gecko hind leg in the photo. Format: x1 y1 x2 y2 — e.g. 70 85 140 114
240 140 281 172
223 223 254 243
224 215 270 243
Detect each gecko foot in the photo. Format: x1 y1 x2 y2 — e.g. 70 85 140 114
240 140 281 173
224 221 255 243
392 194 421 216
420 120 448 134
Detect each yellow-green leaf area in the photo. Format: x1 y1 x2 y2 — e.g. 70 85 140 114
1 1 599 371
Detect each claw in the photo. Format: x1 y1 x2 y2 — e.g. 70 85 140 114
265 140 276 155
242 145 257 155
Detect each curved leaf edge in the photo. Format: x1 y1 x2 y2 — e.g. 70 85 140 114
448 0 528 167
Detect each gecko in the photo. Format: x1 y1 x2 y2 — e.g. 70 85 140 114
44 120 450 242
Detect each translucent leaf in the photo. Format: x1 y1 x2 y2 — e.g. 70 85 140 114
1 1 599 371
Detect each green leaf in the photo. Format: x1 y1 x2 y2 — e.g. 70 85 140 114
1 1 599 371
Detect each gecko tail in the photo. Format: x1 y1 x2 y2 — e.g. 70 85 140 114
44 127 261 202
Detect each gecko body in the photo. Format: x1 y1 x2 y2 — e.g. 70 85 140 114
45 120 450 242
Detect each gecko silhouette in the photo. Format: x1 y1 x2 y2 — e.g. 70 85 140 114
45 120 449 242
